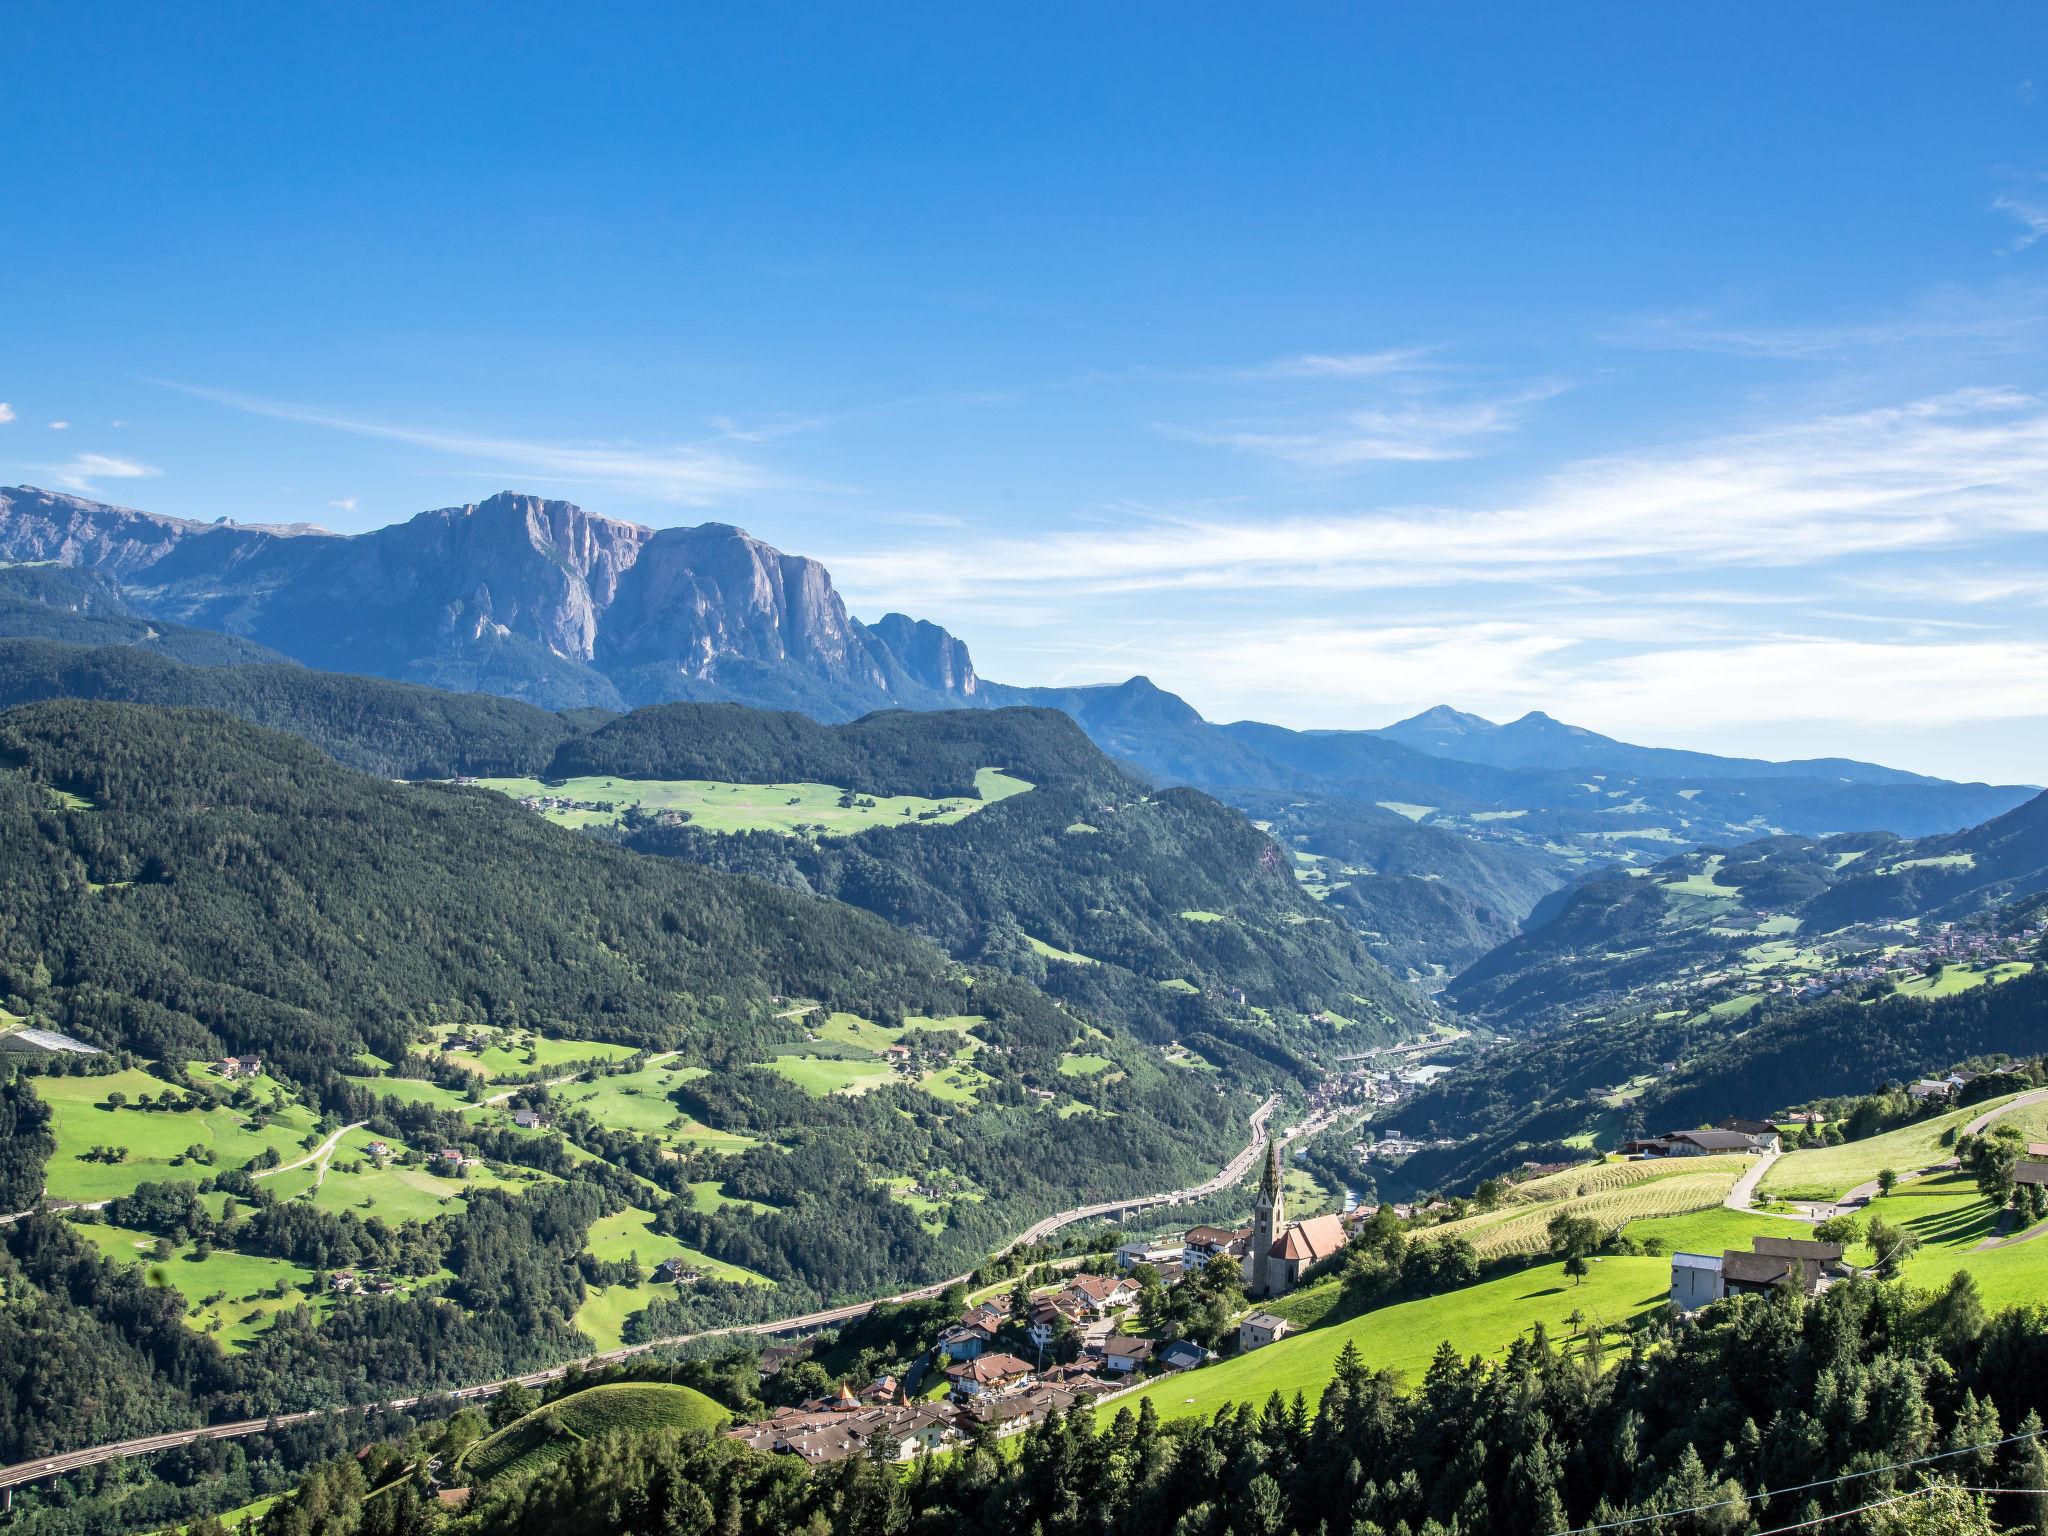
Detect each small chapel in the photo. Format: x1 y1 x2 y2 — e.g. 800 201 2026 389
1241 1139 1348 1298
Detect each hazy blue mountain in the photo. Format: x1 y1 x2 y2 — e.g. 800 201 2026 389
1373 704 1941 785
0 562 294 668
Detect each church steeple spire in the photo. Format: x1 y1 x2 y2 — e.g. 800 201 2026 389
1246 1135 1286 1295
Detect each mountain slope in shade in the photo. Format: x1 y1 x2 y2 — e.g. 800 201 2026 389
0 486 983 719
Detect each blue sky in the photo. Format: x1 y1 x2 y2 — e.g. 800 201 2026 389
5 4 2047 781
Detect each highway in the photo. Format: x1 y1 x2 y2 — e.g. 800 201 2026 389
0 1093 1281 1492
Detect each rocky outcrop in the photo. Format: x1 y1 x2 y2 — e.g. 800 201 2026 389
0 486 986 718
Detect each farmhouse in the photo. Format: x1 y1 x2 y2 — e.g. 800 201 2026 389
1096 1336 1154 1375
1238 1312 1293 1351
217 1055 263 1079
1243 1143 1347 1298
1183 1225 1249 1264
944 1352 1034 1399
1716 1117 1781 1138
1066 1272 1141 1314
1157 1339 1209 1372
656 1256 701 1284
512 1107 548 1129
365 1141 392 1159
1669 1234 1848 1311
2014 1159 2048 1189
1625 1127 1778 1158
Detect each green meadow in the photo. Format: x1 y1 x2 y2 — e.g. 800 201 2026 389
574 1208 774 1347
310 1128 545 1223
470 767 1030 837
40 1069 326 1204
424 1025 638 1080
459 1383 728 1485
69 1217 332 1350
1759 1096 2014 1201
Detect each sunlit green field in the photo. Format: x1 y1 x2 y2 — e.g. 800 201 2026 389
764 1052 897 1096
1123 1253 1671 1423
424 1025 639 1079
39 1069 325 1204
69 1217 333 1349
1760 1096 2015 1201
549 1062 714 1134
469 767 1030 836
309 1127 545 1223
575 1208 774 1346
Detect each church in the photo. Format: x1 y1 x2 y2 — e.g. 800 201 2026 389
1242 1140 1348 1297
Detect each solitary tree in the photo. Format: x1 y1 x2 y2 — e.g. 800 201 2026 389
1548 1212 1601 1286
1877 1167 1898 1197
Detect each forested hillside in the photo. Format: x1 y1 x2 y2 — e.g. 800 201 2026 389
0 641 580 779
0 700 1258 1461
1450 799 2048 1033
1392 913 2048 1190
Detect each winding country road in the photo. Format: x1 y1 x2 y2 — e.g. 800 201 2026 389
1723 1088 2048 1224
0 1093 1281 1492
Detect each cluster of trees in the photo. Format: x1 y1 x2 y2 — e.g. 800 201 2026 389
0 639 578 779
1961 1124 2048 1221
551 701 1112 799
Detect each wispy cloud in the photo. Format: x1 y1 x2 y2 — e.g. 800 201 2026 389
161 382 788 504
1235 348 1440 380
1167 381 1564 469
1994 178 2048 252
828 386 2048 606
328 497 358 514
40 453 160 493
0 403 15 424
1610 285 2048 359
48 420 69 431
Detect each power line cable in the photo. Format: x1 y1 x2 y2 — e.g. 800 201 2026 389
1546 1426 2046 1535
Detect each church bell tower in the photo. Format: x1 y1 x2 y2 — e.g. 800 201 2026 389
1245 1138 1285 1295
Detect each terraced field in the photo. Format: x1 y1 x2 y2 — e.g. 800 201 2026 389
1420 1156 1750 1260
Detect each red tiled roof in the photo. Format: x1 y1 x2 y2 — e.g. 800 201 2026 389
945 1352 1033 1385
1271 1213 1346 1263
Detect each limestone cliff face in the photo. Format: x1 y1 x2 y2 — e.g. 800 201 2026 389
867 612 981 699
0 486 984 718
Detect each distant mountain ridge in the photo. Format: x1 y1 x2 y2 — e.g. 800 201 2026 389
3 485 2033 984
0 486 983 716
1372 703 1942 786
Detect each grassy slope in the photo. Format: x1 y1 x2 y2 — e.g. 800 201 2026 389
471 768 1031 836
40 1070 324 1204
68 1217 332 1349
1759 1097 2015 1201
459 1383 728 1485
